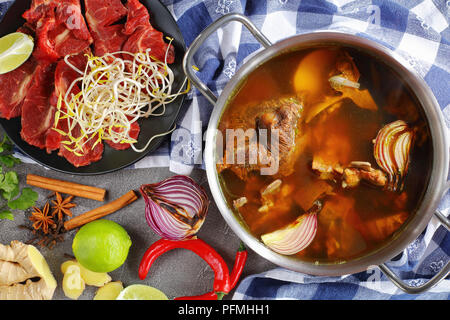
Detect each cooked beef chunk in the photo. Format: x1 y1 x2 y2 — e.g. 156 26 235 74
217 97 303 179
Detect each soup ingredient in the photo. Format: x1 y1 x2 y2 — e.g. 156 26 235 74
0 241 56 300
328 75 360 90
311 155 344 181
51 192 76 220
293 180 334 211
218 97 304 179
294 49 378 123
94 281 124 300
58 47 185 156
293 49 338 99
261 179 282 196
0 136 37 221
61 260 112 287
64 190 137 231
72 219 132 273
0 32 34 75
62 264 85 300
261 201 321 255
84 0 173 62
23 0 93 62
83 0 128 56
229 242 248 290
29 202 54 234
175 291 220 300
122 0 175 63
312 157 387 189
219 45 428 264
19 192 70 249
233 196 247 209
0 56 36 119
176 241 248 300
20 64 56 149
139 238 231 300
259 179 284 213
373 120 414 192
26 174 106 201
342 164 387 188
140 175 209 240
364 211 408 242
116 284 168 300
319 195 367 259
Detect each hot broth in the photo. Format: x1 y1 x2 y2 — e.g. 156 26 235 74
217 46 432 264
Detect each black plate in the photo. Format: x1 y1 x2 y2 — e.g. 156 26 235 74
0 0 186 175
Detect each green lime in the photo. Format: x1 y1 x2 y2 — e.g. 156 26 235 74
72 219 132 273
116 285 168 300
0 32 34 74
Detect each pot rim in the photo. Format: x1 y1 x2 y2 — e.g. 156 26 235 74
204 31 449 276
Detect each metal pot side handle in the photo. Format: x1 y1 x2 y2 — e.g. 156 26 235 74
182 13 272 105
379 182 450 294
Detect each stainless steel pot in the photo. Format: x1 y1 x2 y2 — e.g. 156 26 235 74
183 13 450 294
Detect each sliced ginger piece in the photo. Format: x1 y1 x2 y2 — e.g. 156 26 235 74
63 264 85 300
94 281 124 300
61 260 78 274
61 260 111 287
0 241 56 300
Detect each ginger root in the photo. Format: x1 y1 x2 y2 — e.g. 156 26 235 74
62 264 85 300
94 281 123 300
0 241 57 300
61 260 111 287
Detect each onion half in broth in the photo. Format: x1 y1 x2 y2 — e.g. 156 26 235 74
373 120 414 192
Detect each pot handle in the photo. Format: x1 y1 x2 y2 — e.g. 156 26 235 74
378 181 450 294
182 13 272 105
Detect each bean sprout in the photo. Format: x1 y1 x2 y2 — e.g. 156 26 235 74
54 42 188 156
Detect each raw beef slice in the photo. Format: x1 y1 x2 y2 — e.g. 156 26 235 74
24 0 93 62
20 64 56 149
122 0 174 63
58 127 104 167
0 58 37 119
84 0 128 56
106 120 140 150
46 51 88 153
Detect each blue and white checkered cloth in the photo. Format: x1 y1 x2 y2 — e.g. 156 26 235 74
1 0 449 299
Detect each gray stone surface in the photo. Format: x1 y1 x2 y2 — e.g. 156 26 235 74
0 157 276 300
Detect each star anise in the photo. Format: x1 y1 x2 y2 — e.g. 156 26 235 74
29 202 55 234
51 192 76 220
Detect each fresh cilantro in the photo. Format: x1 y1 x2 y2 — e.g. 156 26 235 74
8 188 38 210
0 210 13 221
0 135 38 220
0 154 22 168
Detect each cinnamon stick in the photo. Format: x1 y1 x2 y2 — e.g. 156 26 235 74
64 190 138 231
26 174 106 201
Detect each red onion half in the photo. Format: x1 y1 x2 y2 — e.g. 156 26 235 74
261 201 322 255
140 175 209 240
373 120 414 191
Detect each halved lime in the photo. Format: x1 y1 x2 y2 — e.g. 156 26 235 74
0 32 34 74
116 284 169 300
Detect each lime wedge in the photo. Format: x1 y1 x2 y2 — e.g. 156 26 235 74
116 284 169 300
0 32 34 74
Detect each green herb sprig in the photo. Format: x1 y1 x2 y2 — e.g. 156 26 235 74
0 135 38 220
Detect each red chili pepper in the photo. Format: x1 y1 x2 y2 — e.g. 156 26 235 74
229 241 248 290
174 291 220 300
139 238 231 298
